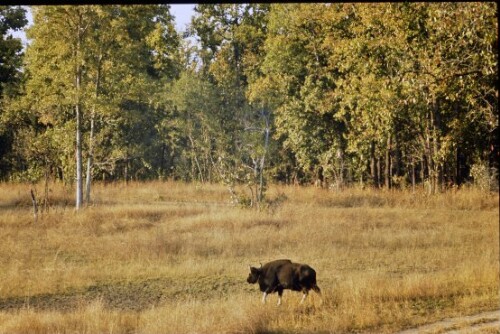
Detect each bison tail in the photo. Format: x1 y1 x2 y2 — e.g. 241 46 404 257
312 284 321 295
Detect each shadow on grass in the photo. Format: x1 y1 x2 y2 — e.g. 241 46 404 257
0 275 250 312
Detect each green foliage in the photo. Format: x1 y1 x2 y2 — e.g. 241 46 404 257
0 6 27 178
250 3 498 190
0 3 497 195
0 6 27 96
4 5 181 185
188 4 274 204
164 70 222 182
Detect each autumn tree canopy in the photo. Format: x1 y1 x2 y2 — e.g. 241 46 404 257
0 3 497 206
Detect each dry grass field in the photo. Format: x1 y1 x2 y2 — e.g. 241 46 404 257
0 181 498 333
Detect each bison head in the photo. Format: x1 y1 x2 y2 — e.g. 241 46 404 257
246 265 262 284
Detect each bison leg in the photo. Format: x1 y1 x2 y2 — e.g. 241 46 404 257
300 290 308 304
261 292 268 304
277 289 284 306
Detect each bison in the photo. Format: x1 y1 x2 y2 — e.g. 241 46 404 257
246 259 321 305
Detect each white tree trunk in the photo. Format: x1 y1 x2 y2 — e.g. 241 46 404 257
85 113 94 205
76 99 83 210
85 54 102 205
75 13 84 210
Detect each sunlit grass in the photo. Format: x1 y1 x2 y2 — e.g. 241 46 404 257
0 181 498 333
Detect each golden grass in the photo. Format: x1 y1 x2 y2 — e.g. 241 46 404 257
0 181 498 333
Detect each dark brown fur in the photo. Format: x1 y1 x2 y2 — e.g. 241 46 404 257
247 259 321 303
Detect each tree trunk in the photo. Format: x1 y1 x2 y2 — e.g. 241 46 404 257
257 112 270 206
30 188 38 224
420 154 426 190
75 11 87 211
394 135 401 179
188 134 204 183
385 134 391 189
43 168 50 213
85 54 102 205
426 103 442 194
75 63 83 210
336 148 345 190
85 114 94 205
431 103 441 192
411 157 416 193
424 112 435 194
377 157 381 188
370 141 377 187
160 144 167 180
124 154 129 184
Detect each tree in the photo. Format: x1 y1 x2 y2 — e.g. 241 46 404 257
249 3 497 190
17 5 179 208
249 4 350 187
190 4 273 205
81 5 179 190
0 6 26 96
1 3 496 194
0 6 27 178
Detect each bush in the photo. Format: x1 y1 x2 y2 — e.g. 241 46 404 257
470 162 498 192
